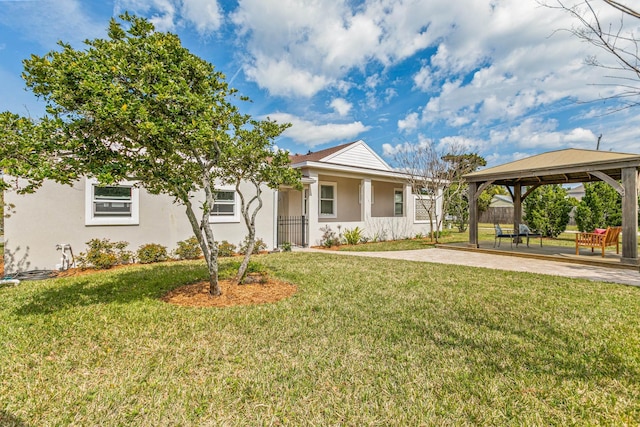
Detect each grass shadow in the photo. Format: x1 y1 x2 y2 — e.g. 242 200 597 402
0 411 29 427
11 259 270 316
12 261 208 316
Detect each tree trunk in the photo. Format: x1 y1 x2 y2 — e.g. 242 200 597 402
233 179 262 285
182 188 221 296
234 236 255 285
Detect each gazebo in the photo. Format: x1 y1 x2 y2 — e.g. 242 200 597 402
464 148 640 265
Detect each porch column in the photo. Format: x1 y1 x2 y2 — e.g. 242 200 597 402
513 183 522 243
308 171 320 246
621 167 638 264
362 178 372 222
468 182 479 248
405 184 413 222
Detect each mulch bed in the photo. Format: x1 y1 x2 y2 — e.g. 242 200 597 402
161 277 297 308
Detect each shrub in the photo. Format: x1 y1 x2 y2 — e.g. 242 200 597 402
574 182 622 232
239 236 267 255
76 238 132 270
113 241 134 264
217 240 237 257
136 243 168 264
523 185 573 238
319 226 340 247
174 236 202 260
342 226 364 245
371 230 388 243
280 241 292 252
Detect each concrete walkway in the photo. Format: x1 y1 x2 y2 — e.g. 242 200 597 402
301 248 640 287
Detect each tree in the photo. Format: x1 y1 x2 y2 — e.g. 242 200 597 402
395 143 484 242
448 183 506 232
523 185 574 237
0 112 78 196
218 119 301 284
2 14 298 295
444 154 488 232
574 181 622 231
545 0 640 112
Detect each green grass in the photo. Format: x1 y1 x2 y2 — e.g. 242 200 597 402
1 254 639 425
337 238 434 251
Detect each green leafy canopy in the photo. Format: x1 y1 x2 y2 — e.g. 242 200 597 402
2 13 300 294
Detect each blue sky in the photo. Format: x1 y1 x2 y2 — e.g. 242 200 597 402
1 0 640 168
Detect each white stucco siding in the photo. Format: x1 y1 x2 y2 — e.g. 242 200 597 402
3 179 276 273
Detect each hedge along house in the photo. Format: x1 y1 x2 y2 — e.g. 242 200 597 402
3 140 444 272
278 140 444 247
464 148 640 265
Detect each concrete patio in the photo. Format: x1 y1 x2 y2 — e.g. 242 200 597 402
438 239 638 270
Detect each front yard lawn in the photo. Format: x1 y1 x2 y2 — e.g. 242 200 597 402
1 253 639 425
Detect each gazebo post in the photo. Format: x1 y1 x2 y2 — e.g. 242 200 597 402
468 182 479 248
621 167 638 264
513 183 522 244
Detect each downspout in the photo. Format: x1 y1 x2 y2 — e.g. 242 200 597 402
273 189 279 250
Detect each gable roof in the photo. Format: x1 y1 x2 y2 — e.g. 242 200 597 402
464 148 640 186
290 140 392 172
289 141 357 163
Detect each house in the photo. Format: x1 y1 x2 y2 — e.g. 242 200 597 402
567 183 585 201
2 140 443 272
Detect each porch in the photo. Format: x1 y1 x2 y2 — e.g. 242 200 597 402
277 172 441 247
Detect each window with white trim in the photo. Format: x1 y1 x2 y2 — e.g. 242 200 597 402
319 182 337 218
210 189 240 223
394 189 404 216
85 178 139 226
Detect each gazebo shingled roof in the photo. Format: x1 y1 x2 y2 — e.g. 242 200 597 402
464 148 640 187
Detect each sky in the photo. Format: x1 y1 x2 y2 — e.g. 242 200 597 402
1 0 640 169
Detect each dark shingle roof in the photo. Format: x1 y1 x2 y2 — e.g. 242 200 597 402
289 141 358 164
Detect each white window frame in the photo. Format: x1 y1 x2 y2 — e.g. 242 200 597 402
394 188 404 217
85 177 140 226
319 181 337 218
209 188 240 223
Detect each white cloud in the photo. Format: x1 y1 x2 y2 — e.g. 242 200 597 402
384 88 398 103
329 98 352 116
413 65 433 91
381 135 433 157
489 118 598 150
231 0 447 98
436 136 485 153
115 0 222 34
267 112 370 148
398 112 419 133
245 56 331 98
181 0 223 34
407 0 635 133
115 0 177 32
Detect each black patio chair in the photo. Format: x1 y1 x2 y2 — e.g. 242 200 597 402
518 224 542 248
494 224 516 248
